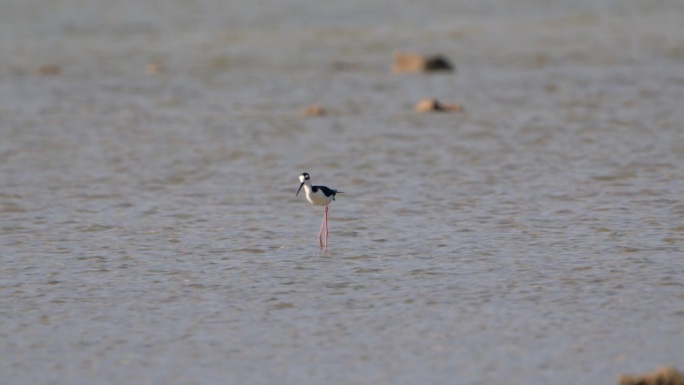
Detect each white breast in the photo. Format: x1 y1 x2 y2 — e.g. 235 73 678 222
305 186 333 206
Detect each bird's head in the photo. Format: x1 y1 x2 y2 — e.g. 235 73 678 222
296 172 310 196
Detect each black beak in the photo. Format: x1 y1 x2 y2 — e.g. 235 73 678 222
296 182 304 196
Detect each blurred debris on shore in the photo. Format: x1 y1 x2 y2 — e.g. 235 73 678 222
300 105 327 117
35 64 60 76
415 98 462 112
619 366 684 385
146 63 165 75
392 51 454 73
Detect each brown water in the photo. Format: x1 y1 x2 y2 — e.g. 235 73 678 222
2 0 684 384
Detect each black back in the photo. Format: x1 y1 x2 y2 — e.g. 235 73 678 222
313 185 338 200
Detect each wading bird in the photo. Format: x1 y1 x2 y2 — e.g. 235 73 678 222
296 172 342 251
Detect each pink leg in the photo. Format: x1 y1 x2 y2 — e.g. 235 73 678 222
318 210 326 247
324 206 329 251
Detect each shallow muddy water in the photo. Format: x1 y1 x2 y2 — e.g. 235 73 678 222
1 0 684 384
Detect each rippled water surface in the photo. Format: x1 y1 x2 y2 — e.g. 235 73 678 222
2 0 684 384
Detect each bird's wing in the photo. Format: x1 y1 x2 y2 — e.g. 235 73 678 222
317 185 338 197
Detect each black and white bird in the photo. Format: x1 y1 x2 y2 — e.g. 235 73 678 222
296 172 342 251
